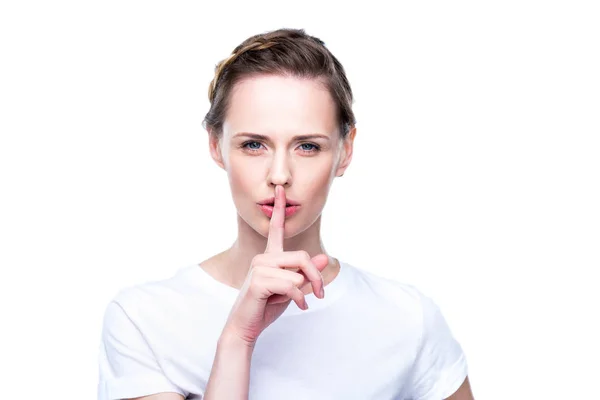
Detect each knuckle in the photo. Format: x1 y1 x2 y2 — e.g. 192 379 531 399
284 280 296 292
299 250 310 260
292 273 304 286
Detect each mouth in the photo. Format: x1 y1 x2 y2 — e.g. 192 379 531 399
258 197 301 207
257 202 301 218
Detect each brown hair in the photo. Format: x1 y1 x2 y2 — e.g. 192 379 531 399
203 28 356 140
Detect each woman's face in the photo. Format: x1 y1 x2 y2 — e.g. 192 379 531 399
210 74 354 239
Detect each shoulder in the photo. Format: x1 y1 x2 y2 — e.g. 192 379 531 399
344 262 456 346
98 269 193 399
345 264 469 399
345 262 434 315
102 266 200 331
349 267 472 399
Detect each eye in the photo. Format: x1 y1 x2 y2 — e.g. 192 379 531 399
239 141 321 154
299 143 320 153
241 141 264 153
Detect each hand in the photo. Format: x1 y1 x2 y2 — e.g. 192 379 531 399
222 184 329 346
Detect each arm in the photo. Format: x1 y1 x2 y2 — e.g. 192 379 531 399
444 376 475 400
203 330 255 399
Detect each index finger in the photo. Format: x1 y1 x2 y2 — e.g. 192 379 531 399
265 185 286 253
265 185 285 253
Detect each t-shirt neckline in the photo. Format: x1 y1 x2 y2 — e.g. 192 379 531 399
183 259 351 316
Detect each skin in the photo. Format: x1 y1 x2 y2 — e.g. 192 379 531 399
132 74 474 400
204 184 331 399
201 74 355 294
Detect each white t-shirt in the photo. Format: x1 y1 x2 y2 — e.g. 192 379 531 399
98 260 468 400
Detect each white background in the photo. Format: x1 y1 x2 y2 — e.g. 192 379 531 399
1 1 598 399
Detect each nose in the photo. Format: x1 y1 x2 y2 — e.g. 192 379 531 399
267 149 292 188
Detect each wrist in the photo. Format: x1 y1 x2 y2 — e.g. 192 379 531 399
219 328 257 352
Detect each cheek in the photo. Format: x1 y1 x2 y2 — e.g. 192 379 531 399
296 161 335 200
228 159 259 197
312 172 333 196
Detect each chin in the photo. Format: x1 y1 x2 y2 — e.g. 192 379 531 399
259 211 305 239
238 203 321 239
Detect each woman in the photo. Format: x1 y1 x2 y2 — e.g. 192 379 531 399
98 28 474 400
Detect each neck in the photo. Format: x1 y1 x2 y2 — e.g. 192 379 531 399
217 214 336 291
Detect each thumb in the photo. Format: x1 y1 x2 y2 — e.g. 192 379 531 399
311 254 331 272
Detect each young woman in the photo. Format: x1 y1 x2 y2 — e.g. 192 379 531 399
98 28 475 400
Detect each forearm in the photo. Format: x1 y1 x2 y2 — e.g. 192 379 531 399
204 331 254 400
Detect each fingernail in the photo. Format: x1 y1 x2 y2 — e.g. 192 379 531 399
319 287 325 298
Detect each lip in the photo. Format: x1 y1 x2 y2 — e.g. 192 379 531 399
258 204 300 218
257 197 301 206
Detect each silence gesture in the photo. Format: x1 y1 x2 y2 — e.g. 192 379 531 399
222 185 329 346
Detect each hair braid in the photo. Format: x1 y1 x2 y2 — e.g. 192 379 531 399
208 41 277 102
203 28 356 139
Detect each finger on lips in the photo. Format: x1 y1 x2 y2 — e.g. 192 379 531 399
262 185 325 304
265 185 285 253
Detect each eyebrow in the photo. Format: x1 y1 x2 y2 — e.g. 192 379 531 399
233 132 331 141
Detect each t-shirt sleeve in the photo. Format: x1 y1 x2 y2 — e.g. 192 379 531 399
407 292 469 400
97 300 186 400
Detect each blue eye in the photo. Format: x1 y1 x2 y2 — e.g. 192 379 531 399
299 143 320 152
240 141 321 154
244 141 262 151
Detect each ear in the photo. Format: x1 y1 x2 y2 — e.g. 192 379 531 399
207 128 226 170
335 126 357 177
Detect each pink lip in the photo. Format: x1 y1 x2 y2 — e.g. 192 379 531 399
258 197 301 206
258 204 300 218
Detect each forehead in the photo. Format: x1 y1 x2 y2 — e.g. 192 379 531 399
223 74 338 139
